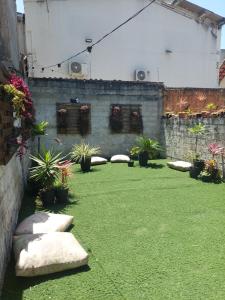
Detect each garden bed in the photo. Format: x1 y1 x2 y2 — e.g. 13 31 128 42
3 161 225 299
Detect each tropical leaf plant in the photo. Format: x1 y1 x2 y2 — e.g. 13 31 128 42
31 121 48 136
30 149 63 189
132 136 162 159
70 142 101 162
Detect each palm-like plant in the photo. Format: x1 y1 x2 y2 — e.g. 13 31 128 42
135 136 161 158
131 136 161 167
71 142 101 162
30 150 62 190
31 121 48 136
71 142 101 172
31 121 48 154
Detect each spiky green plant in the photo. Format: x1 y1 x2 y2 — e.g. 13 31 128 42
31 121 48 136
133 136 162 159
30 149 63 190
70 142 101 163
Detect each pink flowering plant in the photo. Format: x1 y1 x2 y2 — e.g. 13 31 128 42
208 143 224 158
9 74 35 123
0 74 36 159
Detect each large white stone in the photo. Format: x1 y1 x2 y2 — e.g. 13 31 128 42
14 232 89 277
110 155 130 163
15 212 74 235
167 161 192 172
91 156 107 166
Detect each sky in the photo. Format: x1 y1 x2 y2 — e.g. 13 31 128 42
16 0 225 48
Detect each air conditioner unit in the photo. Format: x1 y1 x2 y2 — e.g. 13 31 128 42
134 69 148 81
69 62 88 79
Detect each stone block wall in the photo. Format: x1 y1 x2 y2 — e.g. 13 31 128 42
29 78 164 157
0 149 31 294
163 117 225 164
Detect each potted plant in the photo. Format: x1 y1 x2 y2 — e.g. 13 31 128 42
31 121 48 153
188 123 205 178
70 142 101 172
78 104 90 136
201 111 210 118
178 111 187 118
131 136 161 167
55 160 73 203
57 108 68 132
200 159 221 183
130 110 143 133
30 149 63 206
163 112 172 119
129 146 140 167
110 105 123 133
206 103 217 116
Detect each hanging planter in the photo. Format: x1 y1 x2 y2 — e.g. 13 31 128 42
78 104 90 136
110 105 123 133
130 110 143 133
57 108 68 132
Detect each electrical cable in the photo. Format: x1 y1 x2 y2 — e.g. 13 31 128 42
40 0 157 70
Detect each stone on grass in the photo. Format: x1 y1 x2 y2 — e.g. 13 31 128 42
110 155 130 163
15 212 74 235
91 156 107 166
14 232 89 277
167 161 192 172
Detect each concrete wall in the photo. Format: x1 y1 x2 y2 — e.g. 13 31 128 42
17 13 26 57
0 0 20 70
24 0 221 88
163 118 225 165
29 78 164 156
0 149 31 294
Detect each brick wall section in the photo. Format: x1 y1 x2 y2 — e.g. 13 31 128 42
164 88 225 113
162 118 225 165
29 78 164 157
0 150 30 295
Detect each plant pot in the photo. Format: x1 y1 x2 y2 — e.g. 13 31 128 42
178 112 187 118
128 161 134 167
80 157 91 172
139 151 149 167
201 174 213 182
201 111 210 118
40 189 55 206
27 178 41 196
193 159 205 171
195 113 202 118
189 166 201 179
55 188 69 203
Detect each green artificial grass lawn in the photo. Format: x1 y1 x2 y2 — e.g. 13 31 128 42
2 160 225 300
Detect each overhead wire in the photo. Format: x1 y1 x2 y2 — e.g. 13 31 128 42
40 0 157 70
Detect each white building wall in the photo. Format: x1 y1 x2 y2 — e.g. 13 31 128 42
24 0 221 88
220 77 225 88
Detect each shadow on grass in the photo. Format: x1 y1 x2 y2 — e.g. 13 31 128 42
147 163 165 169
32 190 79 214
2 188 87 300
2 253 90 300
75 168 101 174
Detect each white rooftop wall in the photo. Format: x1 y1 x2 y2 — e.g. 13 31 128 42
24 0 221 87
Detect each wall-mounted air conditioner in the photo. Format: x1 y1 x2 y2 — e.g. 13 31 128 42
134 69 149 81
69 62 88 79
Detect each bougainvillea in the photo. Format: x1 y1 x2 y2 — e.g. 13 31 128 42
9 74 35 123
0 74 35 159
